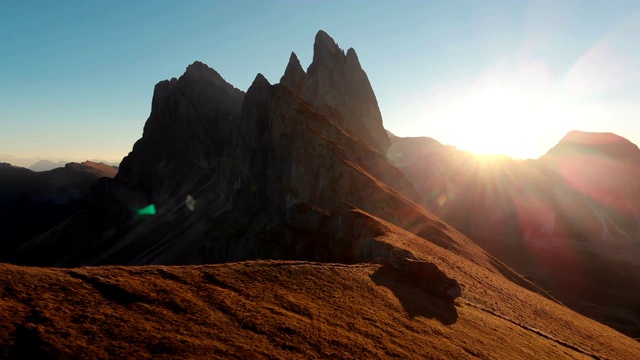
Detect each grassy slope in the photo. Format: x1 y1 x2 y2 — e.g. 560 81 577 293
2 223 639 359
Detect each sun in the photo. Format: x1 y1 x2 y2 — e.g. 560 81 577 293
442 81 563 159
390 14 640 160
393 61 584 160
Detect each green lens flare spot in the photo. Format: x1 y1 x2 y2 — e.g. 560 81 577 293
185 195 196 211
137 204 156 216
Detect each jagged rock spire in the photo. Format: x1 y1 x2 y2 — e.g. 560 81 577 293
279 30 390 153
310 30 343 72
280 52 308 92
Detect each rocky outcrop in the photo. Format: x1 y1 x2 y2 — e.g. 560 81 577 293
117 61 245 199
280 31 390 154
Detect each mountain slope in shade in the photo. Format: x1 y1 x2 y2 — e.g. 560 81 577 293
3 31 525 294
1 220 638 359
115 61 245 198
0 161 118 256
387 131 640 337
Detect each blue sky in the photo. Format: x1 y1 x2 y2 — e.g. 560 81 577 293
1 1 639 165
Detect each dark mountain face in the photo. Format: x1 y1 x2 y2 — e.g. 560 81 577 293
280 31 390 154
3 62 248 266
2 32 534 306
117 61 245 198
387 131 640 337
0 162 117 256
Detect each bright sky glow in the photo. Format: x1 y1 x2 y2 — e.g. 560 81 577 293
1 1 639 165
391 6 640 159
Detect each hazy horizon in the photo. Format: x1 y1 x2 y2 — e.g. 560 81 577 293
0 154 120 168
2 1 639 161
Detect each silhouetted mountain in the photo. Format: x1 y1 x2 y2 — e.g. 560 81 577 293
4 32 529 300
1 31 638 356
28 159 67 171
388 131 640 337
0 161 117 256
280 31 390 153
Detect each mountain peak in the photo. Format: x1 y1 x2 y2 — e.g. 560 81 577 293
288 51 300 65
283 31 390 153
560 130 633 146
252 72 270 86
551 130 640 161
312 30 343 69
185 60 212 73
116 61 245 193
280 52 307 90
315 30 338 49
315 29 332 41
182 61 229 87
346 47 359 62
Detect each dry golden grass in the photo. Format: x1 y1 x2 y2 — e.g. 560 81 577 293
1 250 638 359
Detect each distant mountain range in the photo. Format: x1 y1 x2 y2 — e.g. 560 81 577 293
0 161 117 257
28 159 68 172
388 130 640 336
1 31 638 357
0 155 119 169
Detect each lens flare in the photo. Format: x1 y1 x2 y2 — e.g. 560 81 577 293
185 195 196 211
136 204 156 216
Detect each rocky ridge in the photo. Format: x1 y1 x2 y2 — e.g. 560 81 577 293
2 31 539 303
280 31 390 153
387 130 640 337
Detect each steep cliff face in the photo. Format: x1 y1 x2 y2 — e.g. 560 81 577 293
280 31 390 154
117 61 245 200
3 62 246 266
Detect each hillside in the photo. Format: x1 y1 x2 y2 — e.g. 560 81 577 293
2 241 638 358
387 132 640 337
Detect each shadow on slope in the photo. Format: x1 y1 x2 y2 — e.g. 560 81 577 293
371 265 458 325
1 257 639 359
